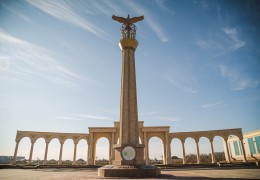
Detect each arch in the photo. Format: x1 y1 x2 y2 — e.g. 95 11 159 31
184 137 197 164
77 139 88 165
47 138 60 164
62 138 74 164
148 137 164 164
198 137 211 164
95 137 110 165
16 137 31 164
171 138 183 164
212 136 225 162
32 138 45 164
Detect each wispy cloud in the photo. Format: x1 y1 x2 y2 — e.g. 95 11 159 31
222 28 245 50
0 30 85 86
57 113 114 121
124 1 170 42
195 28 245 57
219 64 260 90
163 73 198 94
26 0 110 41
200 102 223 108
155 0 175 15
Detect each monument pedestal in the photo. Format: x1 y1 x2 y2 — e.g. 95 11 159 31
98 165 161 178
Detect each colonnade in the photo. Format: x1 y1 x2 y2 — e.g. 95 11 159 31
13 125 247 165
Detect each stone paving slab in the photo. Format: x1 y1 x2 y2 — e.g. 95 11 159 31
0 168 260 179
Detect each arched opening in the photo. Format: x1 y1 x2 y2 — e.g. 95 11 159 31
213 136 225 162
32 138 45 165
227 134 244 162
171 138 183 164
148 137 164 164
77 139 88 165
47 138 60 164
16 137 31 164
95 137 109 165
62 139 74 165
184 137 197 164
199 137 211 164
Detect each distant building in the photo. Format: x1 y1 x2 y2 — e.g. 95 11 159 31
0 156 25 164
226 129 260 161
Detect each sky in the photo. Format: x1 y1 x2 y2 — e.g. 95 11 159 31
0 0 260 161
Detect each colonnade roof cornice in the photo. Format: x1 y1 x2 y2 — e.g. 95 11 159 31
142 126 170 132
88 127 117 133
169 128 243 142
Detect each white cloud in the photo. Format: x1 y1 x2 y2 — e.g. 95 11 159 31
219 64 260 91
26 0 110 41
163 73 198 94
200 102 223 108
222 28 245 50
195 39 211 49
0 30 85 86
124 1 170 42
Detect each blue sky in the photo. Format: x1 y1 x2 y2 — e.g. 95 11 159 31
0 0 259 160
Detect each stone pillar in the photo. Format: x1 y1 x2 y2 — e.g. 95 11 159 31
109 141 112 165
195 140 201 164
44 141 50 165
58 142 64 165
164 132 171 165
181 140 186 164
12 140 20 165
111 132 115 163
73 142 78 165
144 132 149 165
224 138 231 163
88 133 94 165
239 138 247 162
28 140 35 164
209 140 216 163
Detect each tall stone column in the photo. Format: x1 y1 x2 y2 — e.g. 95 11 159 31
144 132 149 165
73 142 78 165
209 140 216 163
181 140 186 164
58 142 64 165
12 140 20 165
113 21 145 166
239 138 247 162
164 132 171 165
111 132 115 163
28 140 35 164
195 140 201 164
88 133 94 165
44 141 50 165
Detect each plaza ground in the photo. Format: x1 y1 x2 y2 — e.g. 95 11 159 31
0 167 260 179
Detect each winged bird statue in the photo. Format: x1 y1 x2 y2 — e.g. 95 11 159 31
112 15 144 27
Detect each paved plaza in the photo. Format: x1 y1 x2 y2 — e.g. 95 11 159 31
0 167 260 179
